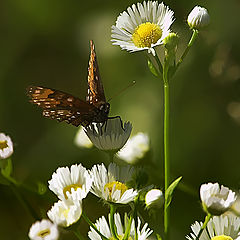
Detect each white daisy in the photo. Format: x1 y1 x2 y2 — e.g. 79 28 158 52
200 183 236 215
111 1 174 55
145 189 164 209
47 199 82 227
186 215 240 240
88 212 153 240
187 6 210 29
48 164 92 202
74 126 93 148
90 163 138 204
28 219 59 240
117 132 149 164
85 118 132 152
0 133 13 160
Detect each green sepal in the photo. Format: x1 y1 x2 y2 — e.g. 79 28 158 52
1 158 13 178
165 176 182 208
147 59 159 77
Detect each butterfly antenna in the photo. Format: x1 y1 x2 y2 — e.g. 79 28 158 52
107 81 136 102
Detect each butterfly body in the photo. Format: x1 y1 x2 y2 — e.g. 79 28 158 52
27 40 110 127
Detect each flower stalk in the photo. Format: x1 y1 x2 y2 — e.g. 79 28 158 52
110 204 118 240
195 213 212 240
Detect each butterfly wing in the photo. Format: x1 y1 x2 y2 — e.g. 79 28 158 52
86 40 106 105
27 86 97 127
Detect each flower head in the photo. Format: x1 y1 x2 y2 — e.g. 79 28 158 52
187 6 210 29
186 215 240 240
90 163 138 204
74 127 93 148
145 189 164 209
117 132 149 164
0 133 13 160
48 164 92 202
200 183 236 215
47 200 82 227
85 118 132 152
111 1 174 55
88 212 153 240
28 219 59 240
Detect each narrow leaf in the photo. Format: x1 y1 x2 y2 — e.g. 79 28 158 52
147 60 159 77
165 176 182 208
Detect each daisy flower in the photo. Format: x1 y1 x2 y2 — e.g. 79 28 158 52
88 212 153 240
0 133 13 160
145 188 164 209
117 132 149 164
47 199 82 227
85 118 132 152
48 164 92 202
74 126 93 148
200 183 236 215
111 1 174 55
186 215 240 240
187 6 210 29
28 219 59 240
90 163 138 204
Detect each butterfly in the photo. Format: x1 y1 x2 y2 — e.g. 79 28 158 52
27 40 110 127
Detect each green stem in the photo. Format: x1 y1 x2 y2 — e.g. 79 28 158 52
154 53 163 74
110 204 118 240
82 212 108 240
176 29 199 71
195 214 212 240
73 228 84 240
163 79 170 240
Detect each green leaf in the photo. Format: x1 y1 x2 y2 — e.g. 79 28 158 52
147 59 159 77
1 158 13 178
165 176 182 208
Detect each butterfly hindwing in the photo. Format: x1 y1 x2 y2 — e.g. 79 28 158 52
27 86 96 126
86 40 106 105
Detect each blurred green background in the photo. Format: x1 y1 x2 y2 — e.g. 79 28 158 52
1 0 240 239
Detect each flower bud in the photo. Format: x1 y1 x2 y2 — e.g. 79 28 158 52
145 189 164 209
187 6 210 29
163 33 179 51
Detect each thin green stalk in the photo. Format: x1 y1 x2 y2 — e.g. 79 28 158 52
82 212 108 240
108 152 114 162
154 53 163 74
73 228 84 240
195 214 212 240
176 29 199 70
163 79 170 240
110 204 118 240
123 214 133 240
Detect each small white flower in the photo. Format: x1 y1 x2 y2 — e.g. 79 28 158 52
200 183 236 215
85 118 132 152
74 127 93 148
29 219 59 240
117 132 149 164
48 164 92 202
186 215 240 240
47 200 82 227
88 212 153 240
111 1 174 55
0 133 13 160
90 163 138 204
145 189 164 209
187 6 210 29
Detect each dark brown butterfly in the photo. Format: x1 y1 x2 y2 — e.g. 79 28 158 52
27 40 110 127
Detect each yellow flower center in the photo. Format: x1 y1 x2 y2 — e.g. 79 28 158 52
63 184 82 199
0 140 8 150
110 235 133 240
211 235 233 240
37 229 51 238
104 181 128 198
132 22 162 48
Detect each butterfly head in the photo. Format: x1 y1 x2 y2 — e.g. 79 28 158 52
99 102 110 115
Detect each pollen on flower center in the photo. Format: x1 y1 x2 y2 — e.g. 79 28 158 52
63 184 82 199
211 235 233 240
0 140 8 150
37 229 51 238
132 22 162 48
104 181 128 197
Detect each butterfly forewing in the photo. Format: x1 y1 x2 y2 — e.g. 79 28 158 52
27 86 97 127
86 40 106 105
